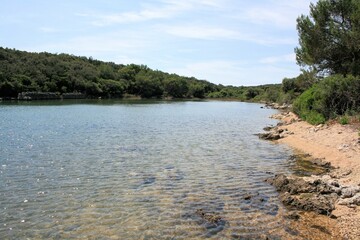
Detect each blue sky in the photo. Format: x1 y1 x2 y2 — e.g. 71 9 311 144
0 0 315 86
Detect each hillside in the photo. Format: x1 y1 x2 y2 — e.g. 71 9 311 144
0 47 282 101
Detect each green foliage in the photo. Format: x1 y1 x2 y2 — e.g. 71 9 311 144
296 0 360 75
133 70 164 98
339 116 349 125
305 111 326 125
281 70 318 105
188 82 206 98
0 47 219 99
163 76 188 98
99 79 125 97
293 75 360 124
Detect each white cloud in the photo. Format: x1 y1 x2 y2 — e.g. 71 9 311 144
167 60 300 86
163 25 239 40
238 0 316 29
161 25 295 45
83 0 226 26
260 53 295 64
32 32 151 57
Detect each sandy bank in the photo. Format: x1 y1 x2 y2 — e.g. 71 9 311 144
272 112 360 239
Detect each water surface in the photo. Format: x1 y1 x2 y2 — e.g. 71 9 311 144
0 100 295 239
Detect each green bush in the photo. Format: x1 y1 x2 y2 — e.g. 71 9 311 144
293 75 360 125
339 116 349 125
306 111 326 125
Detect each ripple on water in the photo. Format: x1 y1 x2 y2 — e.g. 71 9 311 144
0 101 298 239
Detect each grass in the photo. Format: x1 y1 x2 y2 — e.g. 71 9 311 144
339 116 350 125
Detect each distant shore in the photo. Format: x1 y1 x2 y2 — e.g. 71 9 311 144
271 111 360 239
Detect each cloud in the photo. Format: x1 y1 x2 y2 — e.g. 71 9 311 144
161 25 295 45
82 0 225 26
238 0 316 29
166 60 300 86
32 32 151 57
260 53 296 64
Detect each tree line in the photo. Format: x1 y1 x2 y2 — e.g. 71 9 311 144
0 48 220 99
0 46 284 102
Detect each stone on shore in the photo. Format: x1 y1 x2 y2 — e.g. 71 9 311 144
266 173 360 215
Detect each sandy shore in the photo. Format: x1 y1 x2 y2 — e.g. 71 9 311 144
272 112 360 239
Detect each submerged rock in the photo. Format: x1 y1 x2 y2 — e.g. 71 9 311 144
195 209 223 224
195 209 227 237
289 154 333 177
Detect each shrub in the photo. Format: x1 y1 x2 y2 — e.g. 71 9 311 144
293 75 360 124
306 111 326 125
339 116 349 125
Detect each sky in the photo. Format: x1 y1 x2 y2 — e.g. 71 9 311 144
0 0 316 86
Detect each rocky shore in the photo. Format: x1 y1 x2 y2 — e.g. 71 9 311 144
259 111 360 239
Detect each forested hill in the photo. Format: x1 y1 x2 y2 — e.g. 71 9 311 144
0 47 281 101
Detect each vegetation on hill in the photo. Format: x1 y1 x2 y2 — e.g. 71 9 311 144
0 47 285 102
0 47 221 99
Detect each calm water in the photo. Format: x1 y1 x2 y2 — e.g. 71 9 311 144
0 100 295 239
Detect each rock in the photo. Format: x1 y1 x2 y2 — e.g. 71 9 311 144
280 192 337 215
341 186 360 198
195 209 223 224
266 174 339 215
338 193 360 206
266 174 315 194
256 132 282 141
284 211 301 220
244 194 252 200
311 158 332 169
263 126 273 131
330 169 352 178
311 225 331 235
257 127 292 141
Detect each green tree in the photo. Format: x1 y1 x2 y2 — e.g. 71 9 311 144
134 70 163 98
99 79 125 97
296 0 360 76
188 83 206 98
164 76 188 98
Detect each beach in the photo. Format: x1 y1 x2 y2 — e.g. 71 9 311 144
272 112 360 239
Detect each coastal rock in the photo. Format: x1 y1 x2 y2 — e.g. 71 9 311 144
257 127 289 141
341 186 360 199
266 174 339 215
263 126 273 132
264 103 291 110
281 192 337 215
338 193 360 206
267 172 360 213
257 132 282 140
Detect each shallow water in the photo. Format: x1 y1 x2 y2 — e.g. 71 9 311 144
0 100 296 239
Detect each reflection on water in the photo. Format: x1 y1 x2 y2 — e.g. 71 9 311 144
0 100 297 239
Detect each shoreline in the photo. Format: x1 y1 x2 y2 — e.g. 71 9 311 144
270 111 360 239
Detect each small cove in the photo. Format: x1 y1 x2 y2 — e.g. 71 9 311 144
1 100 310 239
